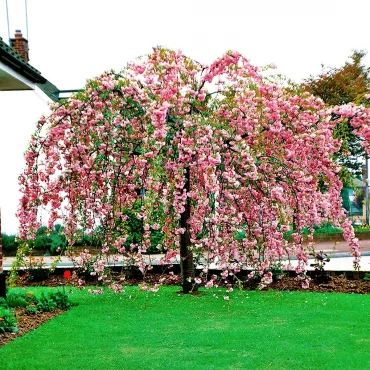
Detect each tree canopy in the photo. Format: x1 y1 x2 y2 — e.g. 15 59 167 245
301 50 370 183
17 48 370 292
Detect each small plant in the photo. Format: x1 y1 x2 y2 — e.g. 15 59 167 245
0 297 7 308
25 290 37 303
73 249 98 280
5 289 38 308
0 307 18 334
0 288 76 340
1 233 19 255
313 222 343 234
49 291 74 310
36 291 58 312
5 292 27 308
363 273 370 281
36 290 76 312
309 250 331 283
25 305 38 315
23 257 49 282
270 261 285 281
1 288 76 320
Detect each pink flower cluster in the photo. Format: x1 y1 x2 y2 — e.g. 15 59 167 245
17 47 370 290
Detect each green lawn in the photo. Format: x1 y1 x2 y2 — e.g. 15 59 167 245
1 286 370 370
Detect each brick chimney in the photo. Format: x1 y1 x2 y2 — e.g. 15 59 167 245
10 30 29 63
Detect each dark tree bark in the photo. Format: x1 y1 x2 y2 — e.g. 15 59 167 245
179 167 197 293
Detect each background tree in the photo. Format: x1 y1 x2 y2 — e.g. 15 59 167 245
17 48 367 293
301 50 370 184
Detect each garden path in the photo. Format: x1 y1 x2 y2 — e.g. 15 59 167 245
2 239 370 272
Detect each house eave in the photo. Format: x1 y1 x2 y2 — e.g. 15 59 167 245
0 36 59 101
0 59 36 90
0 37 46 85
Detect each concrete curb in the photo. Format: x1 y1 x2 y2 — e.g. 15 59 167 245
2 254 370 272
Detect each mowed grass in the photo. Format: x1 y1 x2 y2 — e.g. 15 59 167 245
1 286 370 370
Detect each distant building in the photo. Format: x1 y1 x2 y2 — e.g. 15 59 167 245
342 178 367 223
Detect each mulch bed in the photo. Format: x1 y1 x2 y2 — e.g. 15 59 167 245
9 270 370 294
244 275 370 294
1 272 370 348
0 308 65 348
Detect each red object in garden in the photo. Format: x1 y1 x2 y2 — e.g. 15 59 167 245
63 270 71 280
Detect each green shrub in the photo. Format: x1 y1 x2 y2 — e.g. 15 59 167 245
47 291 74 310
74 232 93 246
313 222 343 234
5 293 27 308
0 297 18 333
29 224 67 255
117 202 165 254
0 297 7 308
36 290 76 312
3 289 76 315
37 291 58 312
25 305 38 315
33 234 51 250
49 233 67 254
0 289 75 329
5 289 38 308
1 233 19 254
354 226 370 232
0 305 18 333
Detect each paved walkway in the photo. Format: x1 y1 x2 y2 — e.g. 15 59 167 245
313 239 370 254
2 239 370 272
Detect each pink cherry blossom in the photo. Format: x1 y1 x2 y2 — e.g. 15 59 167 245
16 47 370 291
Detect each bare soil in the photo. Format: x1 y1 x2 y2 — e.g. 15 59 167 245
9 270 370 294
244 275 370 294
0 308 65 348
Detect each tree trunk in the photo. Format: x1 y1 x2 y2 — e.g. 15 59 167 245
180 167 197 293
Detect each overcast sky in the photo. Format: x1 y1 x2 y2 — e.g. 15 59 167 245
2 0 370 89
1 0 370 233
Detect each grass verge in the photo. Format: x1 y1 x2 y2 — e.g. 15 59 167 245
0 286 369 370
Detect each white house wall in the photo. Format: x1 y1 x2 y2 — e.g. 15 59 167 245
0 90 51 234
